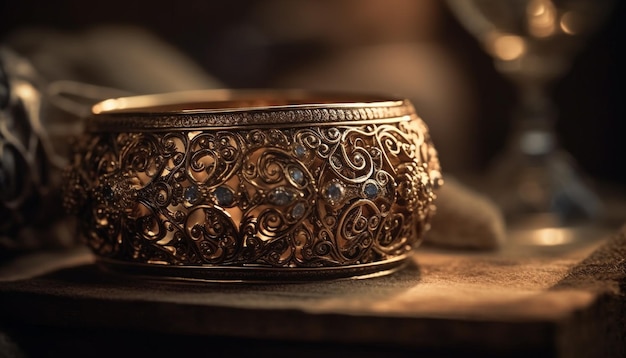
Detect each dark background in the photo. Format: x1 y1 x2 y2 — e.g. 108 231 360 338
1 0 624 184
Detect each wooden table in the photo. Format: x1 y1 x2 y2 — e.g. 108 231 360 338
1 226 624 357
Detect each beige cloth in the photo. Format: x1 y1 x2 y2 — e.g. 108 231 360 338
426 176 506 250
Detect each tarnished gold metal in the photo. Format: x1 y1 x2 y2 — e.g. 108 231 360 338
64 90 443 281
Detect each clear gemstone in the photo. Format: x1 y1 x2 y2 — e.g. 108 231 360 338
213 186 234 206
289 167 305 185
324 182 345 204
291 202 306 219
294 145 307 158
184 185 201 204
267 187 294 206
363 182 379 199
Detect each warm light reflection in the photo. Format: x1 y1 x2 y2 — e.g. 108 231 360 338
92 89 236 114
527 0 557 37
560 11 579 35
92 98 123 114
13 81 38 100
528 227 573 246
490 34 526 61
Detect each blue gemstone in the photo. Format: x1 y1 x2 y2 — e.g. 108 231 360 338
325 182 344 202
268 187 294 206
294 145 307 158
363 182 379 199
289 167 305 185
213 186 234 206
291 202 306 219
184 185 201 204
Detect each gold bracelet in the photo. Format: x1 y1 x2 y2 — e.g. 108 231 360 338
63 90 443 281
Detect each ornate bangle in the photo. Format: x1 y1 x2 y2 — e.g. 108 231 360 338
63 90 443 281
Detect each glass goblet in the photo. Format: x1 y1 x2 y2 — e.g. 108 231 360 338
446 0 613 233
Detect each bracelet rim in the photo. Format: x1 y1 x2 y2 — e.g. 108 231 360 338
97 254 410 283
88 89 416 131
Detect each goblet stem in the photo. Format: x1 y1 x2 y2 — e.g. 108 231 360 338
488 77 602 228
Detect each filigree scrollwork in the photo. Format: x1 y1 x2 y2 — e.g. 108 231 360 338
65 115 441 269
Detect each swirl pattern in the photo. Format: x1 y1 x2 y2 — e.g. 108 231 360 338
65 91 442 274
65 116 442 270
